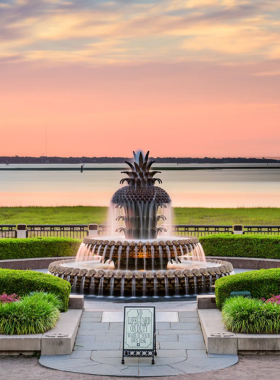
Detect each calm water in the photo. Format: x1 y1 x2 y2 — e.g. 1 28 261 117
0 164 280 207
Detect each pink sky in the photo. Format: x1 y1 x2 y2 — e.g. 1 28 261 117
0 0 280 157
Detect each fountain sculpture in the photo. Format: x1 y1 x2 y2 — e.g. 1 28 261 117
49 151 233 297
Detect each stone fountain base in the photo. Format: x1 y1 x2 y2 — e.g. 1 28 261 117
48 258 233 296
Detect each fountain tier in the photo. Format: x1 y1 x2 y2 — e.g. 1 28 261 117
48 256 233 296
78 236 205 271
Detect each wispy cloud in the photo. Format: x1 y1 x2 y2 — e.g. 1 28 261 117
254 70 280 76
0 0 279 65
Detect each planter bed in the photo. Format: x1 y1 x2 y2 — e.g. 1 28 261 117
0 309 82 356
198 308 280 355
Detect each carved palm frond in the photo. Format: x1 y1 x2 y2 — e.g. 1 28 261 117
149 171 161 177
115 227 125 233
120 151 162 187
157 226 167 233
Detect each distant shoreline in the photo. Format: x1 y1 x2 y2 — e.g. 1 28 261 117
1 166 280 171
1 156 280 165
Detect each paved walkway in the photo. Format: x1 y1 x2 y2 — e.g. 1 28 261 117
40 301 238 376
2 355 280 380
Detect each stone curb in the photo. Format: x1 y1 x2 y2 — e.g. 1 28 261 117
199 308 280 354
197 295 217 309
69 295 84 310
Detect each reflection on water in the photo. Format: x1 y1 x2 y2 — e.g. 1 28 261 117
0 166 279 207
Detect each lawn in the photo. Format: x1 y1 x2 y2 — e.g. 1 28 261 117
0 207 279 225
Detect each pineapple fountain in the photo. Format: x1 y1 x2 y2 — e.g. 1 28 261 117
49 151 233 298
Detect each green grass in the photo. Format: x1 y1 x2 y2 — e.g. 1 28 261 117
222 297 280 334
0 206 279 225
0 206 107 225
174 207 280 225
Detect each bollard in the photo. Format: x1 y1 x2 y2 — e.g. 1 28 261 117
233 225 243 235
16 224 27 238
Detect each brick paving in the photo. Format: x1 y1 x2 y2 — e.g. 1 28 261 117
1 355 280 380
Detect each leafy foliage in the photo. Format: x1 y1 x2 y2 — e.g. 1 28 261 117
200 234 280 259
0 268 71 311
0 292 62 335
215 268 280 309
222 296 280 334
0 237 80 260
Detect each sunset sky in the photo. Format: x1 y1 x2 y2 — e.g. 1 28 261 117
0 0 280 157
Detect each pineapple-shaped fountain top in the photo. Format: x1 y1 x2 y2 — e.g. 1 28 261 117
112 151 171 239
120 151 162 187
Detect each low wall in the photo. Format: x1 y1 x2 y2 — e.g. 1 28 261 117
207 256 280 269
0 257 72 270
1 256 280 271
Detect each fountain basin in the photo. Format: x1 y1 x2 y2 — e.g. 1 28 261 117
48 257 233 296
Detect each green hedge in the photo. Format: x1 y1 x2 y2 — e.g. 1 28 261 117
200 234 280 259
0 237 81 260
0 268 71 311
215 268 280 309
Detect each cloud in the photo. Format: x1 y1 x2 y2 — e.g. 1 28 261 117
0 0 279 65
254 70 280 76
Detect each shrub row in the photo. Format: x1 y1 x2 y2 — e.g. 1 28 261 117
0 237 81 260
200 234 280 259
0 268 71 311
215 268 280 309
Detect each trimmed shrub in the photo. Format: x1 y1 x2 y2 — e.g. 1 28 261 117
0 268 71 311
215 268 280 309
200 234 280 259
222 296 280 334
0 237 80 260
0 292 62 335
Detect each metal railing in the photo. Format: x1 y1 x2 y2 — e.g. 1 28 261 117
172 225 233 237
27 225 89 239
97 224 233 237
0 225 17 239
244 226 280 235
1 224 280 239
